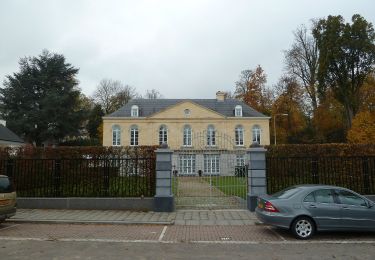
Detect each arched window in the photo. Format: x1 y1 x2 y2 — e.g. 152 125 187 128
235 105 242 117
112 125 121 146
235 125 244 146
207 125 216 146
183 125 192 146
159 125 168 145
252 125 261 144
130 125 138 146
131 105 139 117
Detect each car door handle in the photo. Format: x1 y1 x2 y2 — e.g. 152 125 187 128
309 205 317 208
342 207 350 210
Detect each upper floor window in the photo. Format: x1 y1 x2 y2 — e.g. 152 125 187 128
183 125 192 146
235 125 244 146
207 125 216 146
112 125 121 146
131 105 139 117
235 105 242 117
130 125 138 146
252 125 261 144
159 125 168 145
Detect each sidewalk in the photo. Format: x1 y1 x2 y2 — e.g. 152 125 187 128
9 209 258 225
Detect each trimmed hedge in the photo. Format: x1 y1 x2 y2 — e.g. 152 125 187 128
266 144 375 157
0 145 159 160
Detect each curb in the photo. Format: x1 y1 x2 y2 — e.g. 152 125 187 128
7 219 174 225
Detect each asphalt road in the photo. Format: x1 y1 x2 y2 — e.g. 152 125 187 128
1 222 375 259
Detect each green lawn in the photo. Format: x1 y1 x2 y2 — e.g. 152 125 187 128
202 176 247 199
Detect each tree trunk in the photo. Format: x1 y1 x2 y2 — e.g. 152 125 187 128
344 105 354 130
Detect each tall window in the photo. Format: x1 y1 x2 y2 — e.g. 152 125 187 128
183 125 192 146
235 105 242 117
236 154 245 166
131 105 139 117
204 154 220 174
179 154 196 174
252 125 261 144
130 125 138 146
112 125 121 146
207 125 216 146
159 125 168 145
235 125 244 146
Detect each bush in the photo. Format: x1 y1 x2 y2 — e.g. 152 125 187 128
266 144 375 157
0 145 159 160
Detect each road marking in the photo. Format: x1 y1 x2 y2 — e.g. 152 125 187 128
266 226 287 241
159 226 168 241
0 224 19 231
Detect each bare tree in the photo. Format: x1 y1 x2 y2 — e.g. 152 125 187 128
144 89 163 99
93 79 138 114
284 24 319 112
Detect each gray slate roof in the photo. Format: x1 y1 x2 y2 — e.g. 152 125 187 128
105 99 268 118
0 125 24 143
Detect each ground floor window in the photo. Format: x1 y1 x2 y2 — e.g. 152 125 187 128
236 154 245 166
204 154 220 174
179 154 196 174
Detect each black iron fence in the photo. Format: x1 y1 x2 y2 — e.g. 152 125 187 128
0 158 156 197
266 156 375 195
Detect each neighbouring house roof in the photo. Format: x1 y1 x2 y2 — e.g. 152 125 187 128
105 99 268 118
0 125 24 144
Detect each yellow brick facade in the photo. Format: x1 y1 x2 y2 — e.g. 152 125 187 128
103 101 270 148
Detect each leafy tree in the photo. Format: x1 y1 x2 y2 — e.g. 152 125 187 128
234 65 273 115
87 104 104 139
284 24 319 112
347 110 375 143
272 76 307 143
0 50 83 146
313 91 346 143
93 79 138 114
313 14 375 129
359 73 375 112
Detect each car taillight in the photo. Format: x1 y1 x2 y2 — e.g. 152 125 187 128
264 201 279 212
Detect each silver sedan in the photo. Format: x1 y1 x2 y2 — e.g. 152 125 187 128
255 185 375 239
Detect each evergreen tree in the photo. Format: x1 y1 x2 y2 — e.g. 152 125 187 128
0 50 83 145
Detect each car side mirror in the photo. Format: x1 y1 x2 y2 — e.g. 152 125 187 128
368 201 374 208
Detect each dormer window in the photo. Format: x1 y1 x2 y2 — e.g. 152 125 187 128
235 105 242 117
131 105 139 117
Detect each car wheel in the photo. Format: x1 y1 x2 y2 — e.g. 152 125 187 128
291 217 315 239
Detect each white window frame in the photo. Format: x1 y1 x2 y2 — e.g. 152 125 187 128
183 125 192 147
235 126 244 146
130 125 138 146
235 105 242 117
131 105 139 117
179 154 196 175
112 125 121 146
204 154 220 175
252 125 261 144
159 125 168 145
207 125 216 146
236 154 245 166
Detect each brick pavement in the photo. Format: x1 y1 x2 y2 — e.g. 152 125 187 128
10 209 257 225
1 223 375 243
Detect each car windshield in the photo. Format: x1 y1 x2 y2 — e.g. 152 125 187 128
271 187 301 199
0 177 14 193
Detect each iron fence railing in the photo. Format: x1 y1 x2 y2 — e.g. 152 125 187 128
266 156 375 195
0 158 156 197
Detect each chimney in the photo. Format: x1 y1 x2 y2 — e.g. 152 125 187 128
216 91 225 101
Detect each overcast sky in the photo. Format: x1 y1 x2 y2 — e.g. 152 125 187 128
1 0 374 99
